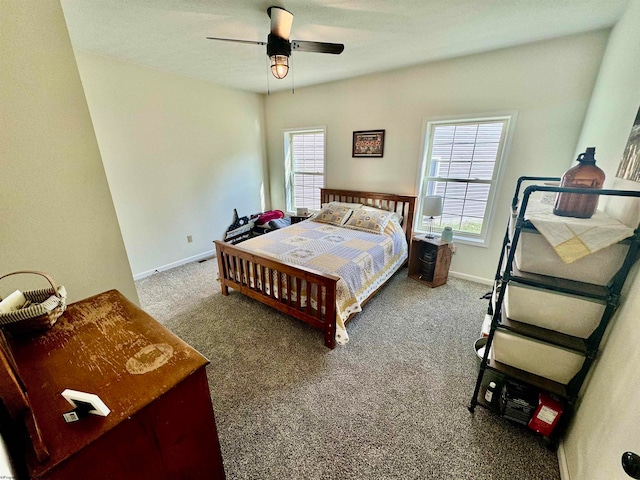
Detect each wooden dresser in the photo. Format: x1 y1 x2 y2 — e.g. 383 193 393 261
5 290 225 479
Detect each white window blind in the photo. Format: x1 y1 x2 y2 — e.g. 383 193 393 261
419 117 511 242
285 129 325 212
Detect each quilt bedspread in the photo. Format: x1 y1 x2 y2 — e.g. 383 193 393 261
239 218 408 344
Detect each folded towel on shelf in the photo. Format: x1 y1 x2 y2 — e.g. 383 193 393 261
525 201 634 264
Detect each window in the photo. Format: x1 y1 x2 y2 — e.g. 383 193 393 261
284 128 325 213
418 115 514 244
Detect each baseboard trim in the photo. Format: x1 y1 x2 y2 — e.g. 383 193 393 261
133 250 217 281
448 270 493 285
557 440 571 480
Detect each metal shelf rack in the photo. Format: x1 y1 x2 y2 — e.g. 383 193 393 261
468 176 640 448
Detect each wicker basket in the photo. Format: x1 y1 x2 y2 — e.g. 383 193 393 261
0 271 67 335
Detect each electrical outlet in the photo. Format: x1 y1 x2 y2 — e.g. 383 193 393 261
187 235 193 243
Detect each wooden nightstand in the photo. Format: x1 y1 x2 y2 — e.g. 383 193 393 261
290 214 312 224
408 236 453 287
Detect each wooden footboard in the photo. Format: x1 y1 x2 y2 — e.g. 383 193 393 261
214 240 340 348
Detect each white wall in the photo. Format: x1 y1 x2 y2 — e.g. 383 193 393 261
562 1 640 479
0 1 138 304
264 31 608 282
74 53 268 277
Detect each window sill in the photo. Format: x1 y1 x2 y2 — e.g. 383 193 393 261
413 231 490 248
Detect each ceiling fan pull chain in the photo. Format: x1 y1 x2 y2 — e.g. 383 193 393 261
291 55 295 94
266 55 271 95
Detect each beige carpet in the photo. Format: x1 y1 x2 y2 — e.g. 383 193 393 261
136 259 560 480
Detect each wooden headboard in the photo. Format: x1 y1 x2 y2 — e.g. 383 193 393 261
320 188 416 245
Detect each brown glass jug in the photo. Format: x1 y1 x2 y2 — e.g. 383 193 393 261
553 147 605 219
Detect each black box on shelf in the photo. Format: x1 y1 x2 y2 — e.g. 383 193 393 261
499 379 538 425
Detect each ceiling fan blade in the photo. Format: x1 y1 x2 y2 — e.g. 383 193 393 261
268 6 293 40
291 40 344 54
206 37 266 46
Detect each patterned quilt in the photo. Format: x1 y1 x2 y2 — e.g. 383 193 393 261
239 218 408 344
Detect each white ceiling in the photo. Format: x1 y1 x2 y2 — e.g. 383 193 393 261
60 0 629 94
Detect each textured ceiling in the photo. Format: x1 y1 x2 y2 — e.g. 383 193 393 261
60 0 629 94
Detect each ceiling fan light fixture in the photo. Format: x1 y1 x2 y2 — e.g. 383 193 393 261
208 9 343 84
270 54 289 79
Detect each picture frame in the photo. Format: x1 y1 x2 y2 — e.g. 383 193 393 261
352 129 385 157
615 106 640 182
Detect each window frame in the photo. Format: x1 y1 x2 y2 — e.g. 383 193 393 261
283 127 327 214
416 112 517 246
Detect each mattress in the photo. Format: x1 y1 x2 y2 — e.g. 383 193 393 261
504 283 605 339
514 227 628 285
238 218 408 344
492 330 585 384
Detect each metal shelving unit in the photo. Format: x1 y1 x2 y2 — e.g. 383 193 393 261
469 176 640 448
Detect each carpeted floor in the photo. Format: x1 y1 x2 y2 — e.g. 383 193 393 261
136 259 560 480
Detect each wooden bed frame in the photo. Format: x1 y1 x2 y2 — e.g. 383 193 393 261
214 189 416 349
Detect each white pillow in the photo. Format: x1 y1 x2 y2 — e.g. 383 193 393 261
360 205 403 225
322 201 364 210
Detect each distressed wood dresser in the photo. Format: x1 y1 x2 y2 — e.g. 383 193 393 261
5 289 225 479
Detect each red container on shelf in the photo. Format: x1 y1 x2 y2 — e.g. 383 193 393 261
528 392 563 437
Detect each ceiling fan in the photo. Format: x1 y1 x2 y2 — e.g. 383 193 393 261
207 6 344 80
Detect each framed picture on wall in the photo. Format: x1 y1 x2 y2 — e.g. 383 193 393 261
352 130 385 157
616 106 640 182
